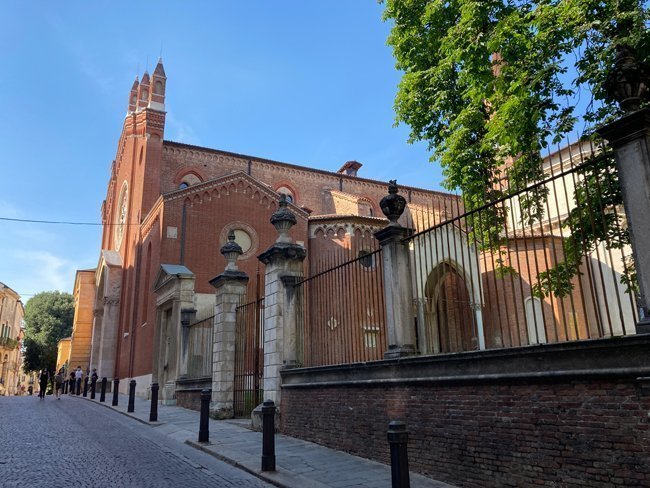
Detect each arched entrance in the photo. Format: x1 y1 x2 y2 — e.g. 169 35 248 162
424 262 477 353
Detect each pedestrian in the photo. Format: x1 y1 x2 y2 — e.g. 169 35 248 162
53 368 64 399
68 371 75 395
75 366 83 395
90 368 99 398
38 369 48 399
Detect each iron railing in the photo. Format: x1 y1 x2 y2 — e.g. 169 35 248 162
404 141 637 354
187 310 214 378
234 296 264 417
295 245 388 367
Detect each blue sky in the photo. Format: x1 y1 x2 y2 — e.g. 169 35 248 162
0 1 444 300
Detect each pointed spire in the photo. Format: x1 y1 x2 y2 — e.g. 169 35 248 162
141 70 150 84
127 76 140 113
154 58 166 78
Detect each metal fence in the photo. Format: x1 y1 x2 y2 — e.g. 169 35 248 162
405 141 638 354
295 245 388 367
187 310 214 378
234 296 264 418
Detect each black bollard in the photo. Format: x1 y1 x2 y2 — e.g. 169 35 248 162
83 377 89 397
112 378 120 406
63 379 67 394
90 378 97 399
198 388 211 443
261 400 276 472
149 382 159 422
100 377 107 402
387 421 410 488
127 379 136 413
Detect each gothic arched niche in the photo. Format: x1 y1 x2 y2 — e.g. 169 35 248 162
178 172 202 189
424 262 477 354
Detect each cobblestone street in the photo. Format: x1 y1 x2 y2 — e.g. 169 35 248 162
0 395 272 488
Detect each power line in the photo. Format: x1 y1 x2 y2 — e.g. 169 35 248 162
0 217 138 226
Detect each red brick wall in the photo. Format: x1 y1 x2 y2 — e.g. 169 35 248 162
282 379 650 487
161 142 452 217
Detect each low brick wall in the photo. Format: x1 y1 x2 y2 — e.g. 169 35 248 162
175 377 210 412
281 336 650 487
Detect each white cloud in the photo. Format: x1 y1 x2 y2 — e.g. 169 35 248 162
12 250 77 293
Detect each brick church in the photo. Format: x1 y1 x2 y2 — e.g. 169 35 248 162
67 59 452 394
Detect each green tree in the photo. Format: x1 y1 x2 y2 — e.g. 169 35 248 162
382 0 648 297
22 291 74 372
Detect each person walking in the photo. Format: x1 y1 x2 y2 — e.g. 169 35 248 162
90 368 99 398
38 369 48 399
53 368 64 399
74 366 83 395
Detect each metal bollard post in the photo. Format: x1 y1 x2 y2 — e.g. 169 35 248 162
90 378 97 399
387 421 410 488
100 377 107 402
112 378 120 406
261 400 276 472
128 379 136 413
83 377 89 397
149 382 159 422
63 379 68 394
198 388 211 443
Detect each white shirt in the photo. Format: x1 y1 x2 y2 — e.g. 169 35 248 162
75 369 83 380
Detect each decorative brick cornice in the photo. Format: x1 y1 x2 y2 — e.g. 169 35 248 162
162 171 310 220
162 140 455 199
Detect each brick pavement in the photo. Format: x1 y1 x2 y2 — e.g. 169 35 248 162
78 391 455 488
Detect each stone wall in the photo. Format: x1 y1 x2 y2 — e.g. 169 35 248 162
280 335 650 487
175 377 211 412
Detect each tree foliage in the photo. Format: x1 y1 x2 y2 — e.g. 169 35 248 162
22 291 74 372
382 0 649 296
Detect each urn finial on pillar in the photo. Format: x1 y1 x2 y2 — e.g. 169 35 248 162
270 194 297 243
221 230 243 272
380 180 407 227
605 44 650 112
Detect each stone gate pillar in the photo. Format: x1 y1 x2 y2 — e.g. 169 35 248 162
209 231 249 419
598 46 650 334
258 195 306 405
151 265 195 404
375 181 417 358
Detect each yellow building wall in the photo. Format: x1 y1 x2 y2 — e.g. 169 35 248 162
56 338 71 372
68 270 96 373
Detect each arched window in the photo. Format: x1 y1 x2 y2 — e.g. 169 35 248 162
154 80 164 94
178 173 202 189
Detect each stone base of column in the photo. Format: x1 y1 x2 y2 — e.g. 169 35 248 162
210 405 234 420
384 344 417 359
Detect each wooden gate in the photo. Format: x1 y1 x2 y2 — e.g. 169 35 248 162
234 296 264 417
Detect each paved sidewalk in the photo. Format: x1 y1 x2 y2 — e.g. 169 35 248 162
75 392 454 488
